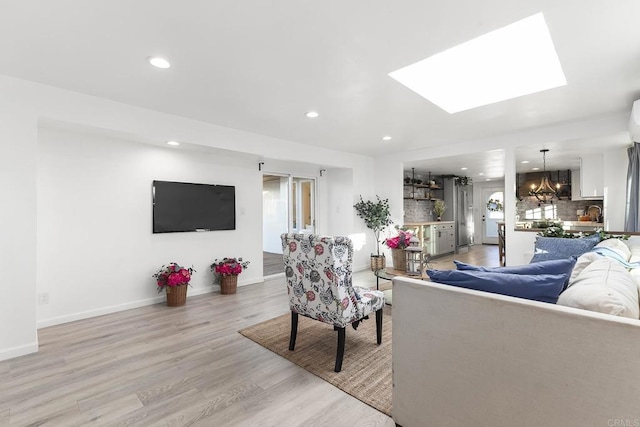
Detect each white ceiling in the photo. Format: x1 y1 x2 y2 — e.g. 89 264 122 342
1 1 639 175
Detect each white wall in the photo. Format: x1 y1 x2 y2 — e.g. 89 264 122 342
37 127 265 326
325 168 354 237
0 95 38 360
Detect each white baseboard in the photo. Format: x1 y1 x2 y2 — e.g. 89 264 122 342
37 279 265 329
353 264 370 272
37 295 166 328
0 342 38 361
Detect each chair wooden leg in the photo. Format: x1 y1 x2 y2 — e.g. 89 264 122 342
335 327 345 372
375 309 383 345
289 312 298 351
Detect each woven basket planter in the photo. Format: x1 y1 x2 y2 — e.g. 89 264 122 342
220 275 238 294
370 254 386 271
166 284 188 307
391 248 406 271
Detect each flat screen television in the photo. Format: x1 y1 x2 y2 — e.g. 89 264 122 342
152 180 236 233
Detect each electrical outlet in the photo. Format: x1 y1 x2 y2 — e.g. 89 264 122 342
38 293 49 305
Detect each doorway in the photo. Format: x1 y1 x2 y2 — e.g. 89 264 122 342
262 174 316 276
481 188 504 245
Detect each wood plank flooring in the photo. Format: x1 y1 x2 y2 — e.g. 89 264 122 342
263 251 284 277
0 245 497 426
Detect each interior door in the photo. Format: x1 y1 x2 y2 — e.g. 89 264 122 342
481 188 504 245
262 174 289 254
291 177 316 234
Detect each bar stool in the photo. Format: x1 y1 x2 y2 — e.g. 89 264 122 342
497 222 506 266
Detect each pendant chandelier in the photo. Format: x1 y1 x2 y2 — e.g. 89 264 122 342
529 149 557 204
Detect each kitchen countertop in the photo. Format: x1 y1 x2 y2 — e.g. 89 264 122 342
515 220 603 233
562 221 604 227
404 221 454 226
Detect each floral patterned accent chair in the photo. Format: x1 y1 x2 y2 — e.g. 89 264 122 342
281 233 385 372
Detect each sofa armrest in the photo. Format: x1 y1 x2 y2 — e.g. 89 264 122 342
392 276 640 427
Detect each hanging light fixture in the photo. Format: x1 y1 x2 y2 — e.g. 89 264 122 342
529 149 556 204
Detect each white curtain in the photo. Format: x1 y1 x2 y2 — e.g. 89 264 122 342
625 142 640 231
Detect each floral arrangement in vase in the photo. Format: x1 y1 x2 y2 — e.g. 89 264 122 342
210 257 250 295
210 257 250 283
385 227 414 270
153 262 195 292
384 227 414 249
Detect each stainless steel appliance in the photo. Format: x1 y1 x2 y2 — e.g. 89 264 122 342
442 177 474 253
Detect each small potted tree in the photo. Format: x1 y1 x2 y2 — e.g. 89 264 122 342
433 200 446 221
354 195 393 271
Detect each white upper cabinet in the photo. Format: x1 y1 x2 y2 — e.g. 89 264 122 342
571 169 582 200
579 154 604 199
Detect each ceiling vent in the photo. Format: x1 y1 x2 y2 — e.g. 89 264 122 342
631 99 640 142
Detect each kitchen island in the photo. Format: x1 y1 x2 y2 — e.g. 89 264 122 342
403 221 455 257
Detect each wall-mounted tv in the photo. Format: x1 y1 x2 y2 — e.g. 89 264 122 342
152 180 236 233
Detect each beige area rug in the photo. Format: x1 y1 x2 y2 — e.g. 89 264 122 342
239 306 392 416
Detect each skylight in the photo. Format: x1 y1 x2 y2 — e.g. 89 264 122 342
388 13 566 114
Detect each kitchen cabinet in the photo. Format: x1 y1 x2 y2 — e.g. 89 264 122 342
403 221 455 257
579 154 604 199
571 169 582 200
435 223 455 256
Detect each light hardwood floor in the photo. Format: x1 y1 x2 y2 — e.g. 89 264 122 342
263 251 284 277
0 245 497 426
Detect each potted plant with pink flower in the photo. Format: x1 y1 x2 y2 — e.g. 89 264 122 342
153 262 195 306
210 257 250 294
384 227 414 270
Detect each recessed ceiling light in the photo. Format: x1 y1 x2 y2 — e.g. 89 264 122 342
388 13 566 113
478 172 484 176
305 111 319 118
148 56 171 69
382 136 392 141
486 178 491 181
167 141 180 146
532 167 540 170
461 167 468 171
521 160 530 164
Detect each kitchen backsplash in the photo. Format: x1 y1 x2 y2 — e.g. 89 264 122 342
404 199 435 222
516 198 603 221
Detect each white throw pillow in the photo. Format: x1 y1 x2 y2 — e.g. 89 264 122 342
558 257 640 319
628 241 640 264
568 252 601 287
595 238 632 262
628 268 640 297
